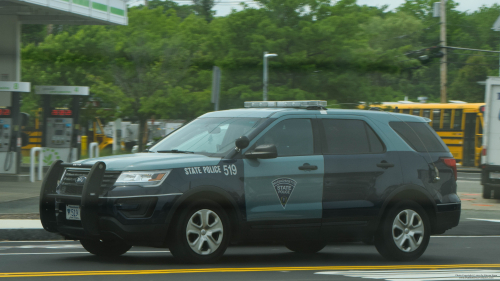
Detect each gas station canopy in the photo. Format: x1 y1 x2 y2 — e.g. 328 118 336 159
0 0 127 25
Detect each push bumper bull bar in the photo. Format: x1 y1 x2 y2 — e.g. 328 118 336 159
40 160 107 237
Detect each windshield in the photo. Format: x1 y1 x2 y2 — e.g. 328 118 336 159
149 117 265 156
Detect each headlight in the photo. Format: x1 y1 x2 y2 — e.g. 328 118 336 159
115 170 171 187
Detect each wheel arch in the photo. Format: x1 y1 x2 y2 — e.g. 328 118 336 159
378 185 438 234
163 186 244 246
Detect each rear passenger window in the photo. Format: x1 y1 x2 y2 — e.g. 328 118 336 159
453 109 462 130
432 110 441 129
443 109 451 129
390 122 448 152
322 119 385 154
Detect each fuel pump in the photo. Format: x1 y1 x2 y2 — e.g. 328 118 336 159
0 107 14 171
45 108 73 148
37 85 87 165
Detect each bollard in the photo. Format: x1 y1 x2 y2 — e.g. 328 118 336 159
81 135 88 156
89 142 99 159
30 147 43 182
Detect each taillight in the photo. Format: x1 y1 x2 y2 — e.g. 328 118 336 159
441 158 457 181
482 148 487 156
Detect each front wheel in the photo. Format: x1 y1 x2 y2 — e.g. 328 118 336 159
285 241 327 253
169 200 231 264
80 239 131 257
374 200 430 261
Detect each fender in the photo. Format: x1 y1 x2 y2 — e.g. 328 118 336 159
160 185 245 243
376 184 437 225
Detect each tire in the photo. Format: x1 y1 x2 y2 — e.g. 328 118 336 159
285 241 327 254
362 235 375 245
169 199 231 264
80 239 131 257
374 200 431 261
483 186 492 199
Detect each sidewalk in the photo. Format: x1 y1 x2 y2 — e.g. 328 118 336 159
0 181 41 215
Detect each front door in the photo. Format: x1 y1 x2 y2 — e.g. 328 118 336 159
243 117 324 229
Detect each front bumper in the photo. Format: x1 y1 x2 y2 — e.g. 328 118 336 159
40 161 180 246
433 202 461 234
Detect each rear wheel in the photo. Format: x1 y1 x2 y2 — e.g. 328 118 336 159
80 239 131 257
374 200 430 261
285 241 327 254
169 200 231 264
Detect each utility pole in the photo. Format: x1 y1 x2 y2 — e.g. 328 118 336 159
440 0 447 103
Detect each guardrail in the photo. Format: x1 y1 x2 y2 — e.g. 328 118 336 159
30 147 43 182
89 142 99 159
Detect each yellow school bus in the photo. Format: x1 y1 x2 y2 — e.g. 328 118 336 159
363 102 485 167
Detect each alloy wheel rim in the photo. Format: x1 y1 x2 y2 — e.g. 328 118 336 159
392 209 424 253
186 209 224 255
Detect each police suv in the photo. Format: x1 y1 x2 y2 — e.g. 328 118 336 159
40 101 461 263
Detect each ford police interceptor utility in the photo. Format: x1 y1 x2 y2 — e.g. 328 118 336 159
40 100 461 263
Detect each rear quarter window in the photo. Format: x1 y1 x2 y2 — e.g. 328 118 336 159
390 121 448 152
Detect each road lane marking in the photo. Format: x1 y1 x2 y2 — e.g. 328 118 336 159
2 264 500 278
0 250 169 256
0 244 83 250
0 220 43 229
315 269 500 280
0 241 68 244
431 235 500 238
472 204 494 206
468 218 500 223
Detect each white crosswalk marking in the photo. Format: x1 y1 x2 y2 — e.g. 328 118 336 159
0 244 83 250
315 269 500 281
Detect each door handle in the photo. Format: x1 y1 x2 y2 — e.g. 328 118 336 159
377 162 395 169
299 163 318 170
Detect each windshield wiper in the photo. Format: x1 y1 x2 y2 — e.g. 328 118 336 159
156 150 194 154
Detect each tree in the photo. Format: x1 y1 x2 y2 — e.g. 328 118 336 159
449 56 491 102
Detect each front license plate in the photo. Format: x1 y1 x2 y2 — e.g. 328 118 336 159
491 172 500 179
66 205 81 221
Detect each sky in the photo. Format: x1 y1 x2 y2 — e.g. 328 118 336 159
210 0 500 17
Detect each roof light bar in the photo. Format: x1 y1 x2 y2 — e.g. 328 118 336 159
244 100 327 108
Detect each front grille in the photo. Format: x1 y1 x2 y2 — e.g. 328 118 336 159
59 169 121 195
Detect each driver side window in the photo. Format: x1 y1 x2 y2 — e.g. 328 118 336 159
253 119 313 157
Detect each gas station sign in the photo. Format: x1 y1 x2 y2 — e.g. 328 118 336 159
0 82 31 92
35 86 89 96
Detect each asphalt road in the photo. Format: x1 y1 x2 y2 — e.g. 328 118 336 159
1 234 500 280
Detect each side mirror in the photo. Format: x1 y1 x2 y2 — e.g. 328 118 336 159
245 144 277 159
235 136 250 150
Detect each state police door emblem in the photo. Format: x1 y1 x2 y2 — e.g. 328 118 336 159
272 178 297 209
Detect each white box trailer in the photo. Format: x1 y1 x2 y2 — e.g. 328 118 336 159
481 77 500 198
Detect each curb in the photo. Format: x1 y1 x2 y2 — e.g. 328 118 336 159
0 229 63 241
0 220 63 241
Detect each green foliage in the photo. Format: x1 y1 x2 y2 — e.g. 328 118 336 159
20 0 500 146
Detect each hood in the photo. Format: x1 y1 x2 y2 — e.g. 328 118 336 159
73 153 221 171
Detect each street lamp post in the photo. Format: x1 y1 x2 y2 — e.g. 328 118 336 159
263 51 278 101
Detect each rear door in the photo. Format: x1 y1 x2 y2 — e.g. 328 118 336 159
318 116 403 235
